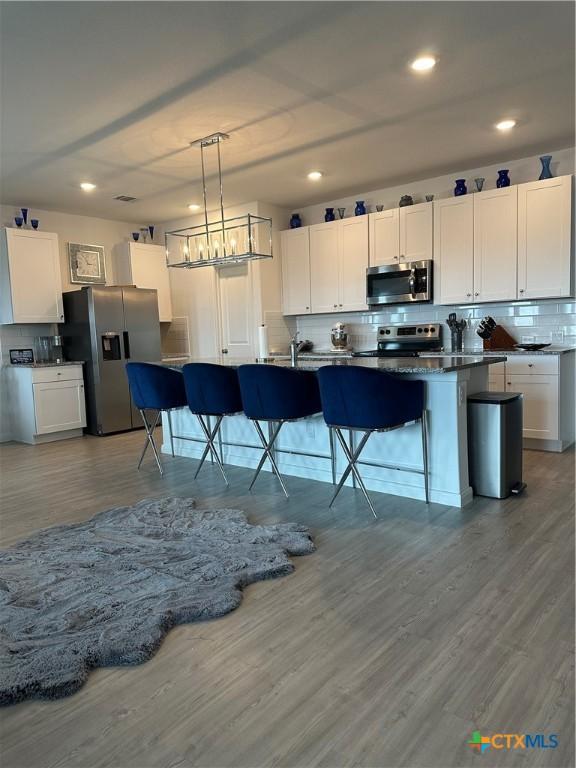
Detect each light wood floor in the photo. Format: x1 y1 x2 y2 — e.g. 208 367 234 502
0 432 574 768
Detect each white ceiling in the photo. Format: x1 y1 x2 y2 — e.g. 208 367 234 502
1 1 574 223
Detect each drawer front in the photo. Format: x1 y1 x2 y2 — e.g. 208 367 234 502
504 356 558 376
31 365 83 384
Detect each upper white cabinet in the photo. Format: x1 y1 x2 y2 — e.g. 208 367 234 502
116 242 172 322
309 218 368 314
473 186 518 303
369 203 432 266
399 202 433 261
280 228 311 314
434 196 474 305
0 228 63 323
369 209 399 266
518 175 572 299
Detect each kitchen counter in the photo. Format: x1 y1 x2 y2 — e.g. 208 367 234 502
4 361 84 368
423 346 575 356
161 354 499 509
162 355 505 374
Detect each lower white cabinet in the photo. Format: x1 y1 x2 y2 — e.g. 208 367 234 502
487 354 574 452
5 365 86 444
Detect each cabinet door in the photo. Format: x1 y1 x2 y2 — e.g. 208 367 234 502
340 217 368 311
489 373 505 392
518 176 571 299
400 202 433 261
309 222 340 313
280 228 311 314
33 380 86 434
506 374 559 440
368 209 399 266
474 187 518 303
128 243 173 322
433 196 474 305
2 229 63 323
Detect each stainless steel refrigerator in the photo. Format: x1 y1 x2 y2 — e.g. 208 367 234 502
60 286 162 435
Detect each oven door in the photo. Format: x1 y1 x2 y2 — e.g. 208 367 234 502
366 260 432 306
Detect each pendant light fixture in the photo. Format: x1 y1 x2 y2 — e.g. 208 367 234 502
166 132 272 268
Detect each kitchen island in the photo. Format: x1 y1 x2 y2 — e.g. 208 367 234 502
161 355 505 508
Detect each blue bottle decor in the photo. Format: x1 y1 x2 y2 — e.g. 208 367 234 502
289 213 302 229
14 216 23 228
31 219 39 230
324 207 336 222
399 195 413 207
454 179 467 196
132 232 140 242
539 155 553 180
21 208 28 225
496 169 511 188
354 201 366 216
148 225 155 241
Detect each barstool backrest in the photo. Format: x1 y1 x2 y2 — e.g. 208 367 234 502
125 363 187 411
317 365 424 430
182 363 243 416
238 364 321 421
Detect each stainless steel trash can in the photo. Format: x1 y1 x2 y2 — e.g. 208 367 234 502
468 391 525 499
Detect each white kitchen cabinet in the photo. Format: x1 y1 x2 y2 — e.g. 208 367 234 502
5 364 86 444
0 228 64 323
116 242 172 322
518 175 572 299
309 218 368 314
280 228 311 314
506 375 559 441
488 361 506 392
368 209 399 266
473 186 518 303
434 196 474 305
400 202 433 262
340 217 368 311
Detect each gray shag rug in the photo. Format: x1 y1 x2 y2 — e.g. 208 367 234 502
0 497 314 706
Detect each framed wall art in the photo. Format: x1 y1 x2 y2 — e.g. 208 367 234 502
68 242 107 284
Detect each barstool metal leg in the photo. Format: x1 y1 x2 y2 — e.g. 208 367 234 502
167 410 175 457
250 421 289 499
195 414 228 484
329 427 336 484
331 429 377 518
421 410 430 504
137 409 163 475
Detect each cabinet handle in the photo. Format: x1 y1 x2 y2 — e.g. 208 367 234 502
508 382 512 386
519 289 524 294
339 303 343 307
474 292 479 297
528 363 533 368
306 306 310 310
333 304 338 308
466 293 472 297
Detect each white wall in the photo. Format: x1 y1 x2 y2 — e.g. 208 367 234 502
0 205 145 440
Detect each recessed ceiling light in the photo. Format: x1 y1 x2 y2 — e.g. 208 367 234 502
496 119 517 131
80 182 96 192
410 56 436 72
188 203 201 211
307 171 323 181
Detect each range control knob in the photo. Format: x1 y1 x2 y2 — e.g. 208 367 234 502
417 328 423 333
385 329 391 335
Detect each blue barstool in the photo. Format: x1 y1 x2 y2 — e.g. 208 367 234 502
125 362 187 475
182 363 243 485
317 365 428 516
237 365 322 498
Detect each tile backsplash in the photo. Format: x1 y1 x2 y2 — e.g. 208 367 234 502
295 300 576 352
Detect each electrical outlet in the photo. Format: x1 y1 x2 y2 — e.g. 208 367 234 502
459 383 465 405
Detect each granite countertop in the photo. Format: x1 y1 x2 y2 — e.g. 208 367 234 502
424 346 575 357
5 361 85 368
161 355 506 375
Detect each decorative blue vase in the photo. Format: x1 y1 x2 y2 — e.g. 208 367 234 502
132 232 140 242
354 201 366 216
21 208 28 225
496 169 511 188
31 219 39 230
539 155 553 180
324 207 335 222
148 225 155 241
14 216 23 228
289 213 302 229
454 179 467 196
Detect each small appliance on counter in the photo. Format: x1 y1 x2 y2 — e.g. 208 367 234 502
34 335 64 364
330 322 351 352
476 317 517 350
353 323 443 357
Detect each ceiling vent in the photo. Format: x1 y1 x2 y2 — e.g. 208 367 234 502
113 195 137 202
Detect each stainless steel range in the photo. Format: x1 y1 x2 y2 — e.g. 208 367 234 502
353 323 443 358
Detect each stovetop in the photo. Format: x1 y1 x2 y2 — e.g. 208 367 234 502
353 349 422 358
353 322 443 358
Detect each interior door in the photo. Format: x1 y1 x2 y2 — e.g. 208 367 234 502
310 222 340 313
217 263 255 357
368 209 399 266
473 187 518 303
340 217 368 311
434 196 474 305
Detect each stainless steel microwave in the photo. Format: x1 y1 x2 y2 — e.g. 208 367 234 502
366 260 433 307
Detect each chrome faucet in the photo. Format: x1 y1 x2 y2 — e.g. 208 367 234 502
290 331 305 366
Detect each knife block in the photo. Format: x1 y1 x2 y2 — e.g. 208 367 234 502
483 325 517 350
